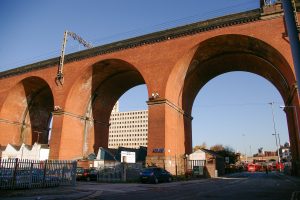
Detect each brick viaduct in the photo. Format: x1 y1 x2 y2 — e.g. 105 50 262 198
0 3 300 175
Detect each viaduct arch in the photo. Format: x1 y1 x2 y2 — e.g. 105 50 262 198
0 76 54 146
162 34 299 174
0 5 299 175
52 59 147 159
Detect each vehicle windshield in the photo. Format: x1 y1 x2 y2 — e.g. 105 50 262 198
76 168 84 173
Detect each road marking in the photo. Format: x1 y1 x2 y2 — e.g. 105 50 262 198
78 190 103 200
215 177 247 180
274 173 299 187
291 191 300 200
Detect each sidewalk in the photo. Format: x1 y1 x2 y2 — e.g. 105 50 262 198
1 173 299 200
0 179 211 200
0 181 156 200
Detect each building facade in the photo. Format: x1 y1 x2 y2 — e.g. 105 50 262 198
187 149 225 178
1 143 49 160
108 102 148 149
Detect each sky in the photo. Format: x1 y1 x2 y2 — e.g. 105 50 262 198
0 0 289 155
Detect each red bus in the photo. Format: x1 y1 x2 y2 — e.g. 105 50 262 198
247 163 256 172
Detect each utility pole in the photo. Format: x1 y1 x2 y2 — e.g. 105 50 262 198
33 130 43 144
242 134 247 162
56 30 93 85
269 102 281 164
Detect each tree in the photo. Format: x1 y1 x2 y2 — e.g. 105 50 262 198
210 144 238 164
210 144 224 152
283 142 290 148
258 147 263 154
224 146 235 154
193 142 207 152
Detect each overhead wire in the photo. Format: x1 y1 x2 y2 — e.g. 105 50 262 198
90 1 257 45
1 36 92 69
197 102 283 108
1 1 258 70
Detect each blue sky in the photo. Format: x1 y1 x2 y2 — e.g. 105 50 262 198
0 0 289 155
120 73 288 155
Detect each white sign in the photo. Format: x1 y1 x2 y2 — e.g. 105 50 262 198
225 157 230 164
121 151 136 163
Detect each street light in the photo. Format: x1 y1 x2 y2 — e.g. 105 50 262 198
269 102 281 163
242 134 247 162
183 154 189 176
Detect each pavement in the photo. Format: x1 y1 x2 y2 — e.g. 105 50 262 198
0 179 209 200
0 172 300 200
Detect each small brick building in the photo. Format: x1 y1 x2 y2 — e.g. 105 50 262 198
188 148 224 178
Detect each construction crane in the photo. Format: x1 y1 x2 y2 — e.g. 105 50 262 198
56 30 93 85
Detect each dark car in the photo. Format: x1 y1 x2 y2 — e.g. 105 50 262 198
140 167 172 184
76 168 98 181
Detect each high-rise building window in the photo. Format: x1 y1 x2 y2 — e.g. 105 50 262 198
108 102 148 149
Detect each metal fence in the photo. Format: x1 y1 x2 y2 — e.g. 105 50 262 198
0 158 77 189
187 160 206 176
96 163 142 182
187 160 206 169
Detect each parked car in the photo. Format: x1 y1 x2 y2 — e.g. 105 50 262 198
76 168 98 181
140 167 172 184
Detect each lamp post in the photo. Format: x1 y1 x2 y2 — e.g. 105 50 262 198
242 134 247 162
33 130 43 144
269 102 281 163
183 154 188 177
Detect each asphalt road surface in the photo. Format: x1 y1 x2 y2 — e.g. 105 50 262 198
1 172 300 200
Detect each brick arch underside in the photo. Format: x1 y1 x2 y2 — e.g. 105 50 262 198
60 59 146 159
166 34 296 154
0 77 54 146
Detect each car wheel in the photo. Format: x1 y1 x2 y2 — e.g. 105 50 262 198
167 177 172 182
154 177 158 184
86 177 90 181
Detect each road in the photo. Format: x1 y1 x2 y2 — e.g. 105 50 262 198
1 172 300 200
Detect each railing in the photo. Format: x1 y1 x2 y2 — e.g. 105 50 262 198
96 163 142 182
187 160 206 169
97 167 122 182
0 158 77 189
187 160 206 176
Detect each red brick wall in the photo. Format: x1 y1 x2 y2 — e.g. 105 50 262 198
0 11 299 176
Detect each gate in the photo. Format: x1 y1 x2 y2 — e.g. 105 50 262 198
187 160 206 176
97 163 142 182
0 158 77 189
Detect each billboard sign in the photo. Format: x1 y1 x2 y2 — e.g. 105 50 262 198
121 151 136 163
